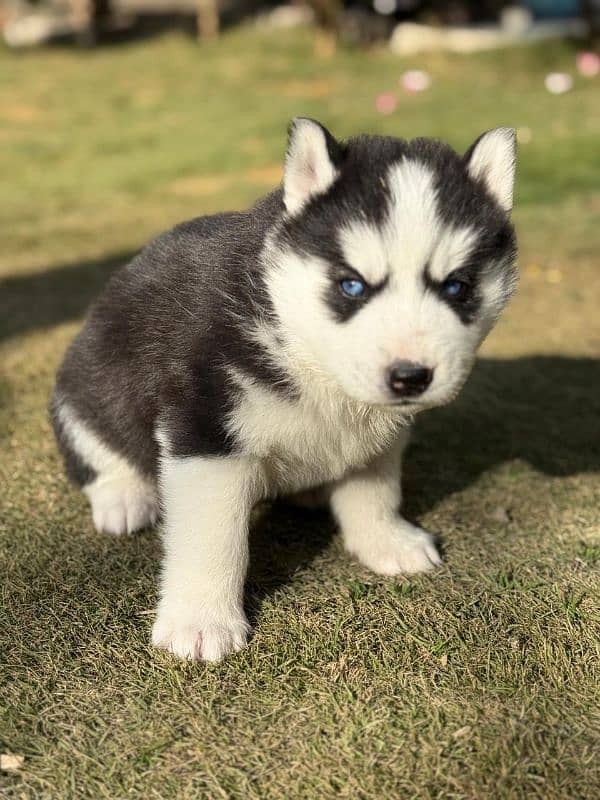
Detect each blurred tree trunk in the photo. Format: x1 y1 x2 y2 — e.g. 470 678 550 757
197 0 219 38
69 0 110 45
581 0 600 43
304 0 341 55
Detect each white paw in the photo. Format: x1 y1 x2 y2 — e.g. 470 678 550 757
346 521 441 576
152 609 250 662
85 475 159 535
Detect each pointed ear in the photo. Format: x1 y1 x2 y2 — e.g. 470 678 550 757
283 118 341 216
465 128 517 213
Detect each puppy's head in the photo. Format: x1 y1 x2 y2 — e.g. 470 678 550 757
267 118 517 411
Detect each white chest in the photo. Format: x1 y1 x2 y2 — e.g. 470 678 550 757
228 381 404 494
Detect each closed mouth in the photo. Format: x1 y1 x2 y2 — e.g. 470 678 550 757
385 398 421 409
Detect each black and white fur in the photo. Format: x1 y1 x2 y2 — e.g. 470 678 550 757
51 119 517 661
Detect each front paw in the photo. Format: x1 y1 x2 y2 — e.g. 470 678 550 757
152 608 250 662
346 521 441 576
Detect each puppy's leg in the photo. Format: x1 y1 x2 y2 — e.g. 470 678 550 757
53 400 158 535
331 437 441 576
152 453 264 662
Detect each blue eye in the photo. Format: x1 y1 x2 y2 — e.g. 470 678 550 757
340 278 366 298
442 279 469 300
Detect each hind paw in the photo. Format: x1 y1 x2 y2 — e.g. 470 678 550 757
85 476 159 535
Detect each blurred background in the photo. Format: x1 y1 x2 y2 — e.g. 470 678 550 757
1 0 598 353
1 0 600 47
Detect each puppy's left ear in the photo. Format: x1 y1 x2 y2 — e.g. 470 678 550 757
283 118 341 216
465 128 516 213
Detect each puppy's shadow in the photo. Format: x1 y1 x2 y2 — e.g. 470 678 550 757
403 355 600 518
246 503 335 623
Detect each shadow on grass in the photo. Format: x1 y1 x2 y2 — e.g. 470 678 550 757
246 504 336 618
0 252 131 342
403 354 600 518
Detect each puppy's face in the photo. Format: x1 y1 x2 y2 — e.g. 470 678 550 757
267 119 517 411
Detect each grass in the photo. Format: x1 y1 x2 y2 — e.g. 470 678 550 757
1 26 599 800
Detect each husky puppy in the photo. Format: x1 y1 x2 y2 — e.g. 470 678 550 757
51 119 517 661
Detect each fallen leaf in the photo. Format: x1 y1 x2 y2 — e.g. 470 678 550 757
491 506 511 524
547 268 563 284
1 753 24 772
452 725 471 739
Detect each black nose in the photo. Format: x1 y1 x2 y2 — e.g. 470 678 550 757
387 361 433 397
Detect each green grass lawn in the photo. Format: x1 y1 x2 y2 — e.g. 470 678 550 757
1 26 599 799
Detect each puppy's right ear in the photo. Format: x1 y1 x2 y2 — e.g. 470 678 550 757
283 118 341 216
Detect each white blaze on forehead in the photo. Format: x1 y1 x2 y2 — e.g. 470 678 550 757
384 158 478 282
385 159 438 273
428 224 479 281
338 220 388 285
